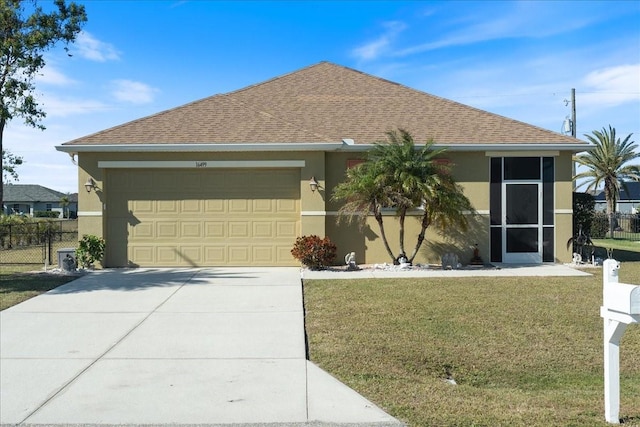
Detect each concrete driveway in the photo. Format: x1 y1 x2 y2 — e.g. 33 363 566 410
0 268 403 426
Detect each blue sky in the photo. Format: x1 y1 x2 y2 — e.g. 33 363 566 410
4 0 640 193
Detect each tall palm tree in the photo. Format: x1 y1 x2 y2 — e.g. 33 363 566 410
59 195 70 219
333 128 474 264
574 126 640 217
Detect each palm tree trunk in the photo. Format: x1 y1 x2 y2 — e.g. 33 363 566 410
374 211 396 262
605 180 616 237
408 211 431 263
398 207 407 257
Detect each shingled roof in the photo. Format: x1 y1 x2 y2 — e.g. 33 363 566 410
3 184 72 202
61 61 583 146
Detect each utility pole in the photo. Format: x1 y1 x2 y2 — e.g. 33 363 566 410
571 88 576 138
570 88 577 191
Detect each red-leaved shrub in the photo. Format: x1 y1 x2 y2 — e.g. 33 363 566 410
291 235 337 270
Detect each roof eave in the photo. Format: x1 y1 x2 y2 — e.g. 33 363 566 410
55 143 346 153
56 141 594 154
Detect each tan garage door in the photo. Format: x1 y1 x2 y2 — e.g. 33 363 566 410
106 169 300 267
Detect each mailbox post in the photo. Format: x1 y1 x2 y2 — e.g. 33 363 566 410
600 259 640 424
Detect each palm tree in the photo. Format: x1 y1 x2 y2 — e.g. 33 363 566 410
333 128 474 264
59 195 70 219
332 159 397 261
410 173 474 262
574 126 640 217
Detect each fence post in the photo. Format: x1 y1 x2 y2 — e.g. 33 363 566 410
48 228 54 266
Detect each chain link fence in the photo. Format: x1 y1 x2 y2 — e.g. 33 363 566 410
591 213 640 241
0 220 78 266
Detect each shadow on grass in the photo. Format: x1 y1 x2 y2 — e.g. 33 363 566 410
593 246 640 262
621 415 640 426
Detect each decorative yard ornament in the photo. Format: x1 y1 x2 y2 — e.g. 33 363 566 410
344 252 358 271
469 244 483 266
441 252 459 270
566 224 594 264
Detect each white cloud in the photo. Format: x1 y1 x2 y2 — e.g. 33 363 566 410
40 93 110 118
74 31 121 62
580 64 640 108
352 21 407 61
36 64 77 86
111 80 159 104
396 2 596 57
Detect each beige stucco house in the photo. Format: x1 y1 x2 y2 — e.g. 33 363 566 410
56 62 591 267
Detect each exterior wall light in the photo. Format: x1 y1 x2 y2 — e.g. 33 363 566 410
309 176 319 192
85 177 97 193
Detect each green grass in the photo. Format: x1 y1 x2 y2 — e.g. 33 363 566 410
304 263 640 427
0 266 79 310
592 238 640 254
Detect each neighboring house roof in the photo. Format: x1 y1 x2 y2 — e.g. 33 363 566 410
3 184 74 203
594 182 640 201
60 61 587 148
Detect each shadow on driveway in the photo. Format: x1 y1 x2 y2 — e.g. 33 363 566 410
47 268 272 294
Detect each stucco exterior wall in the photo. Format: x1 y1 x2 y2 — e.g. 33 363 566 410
324 151 490 265
75 148 574 267
555 152 574 263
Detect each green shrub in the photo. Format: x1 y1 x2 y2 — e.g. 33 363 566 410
572 192 595 235
76 234 105 268
591 212 609 238
34 211 60 218
291 235 337 270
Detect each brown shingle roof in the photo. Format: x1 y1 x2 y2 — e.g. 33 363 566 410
62 61 582 146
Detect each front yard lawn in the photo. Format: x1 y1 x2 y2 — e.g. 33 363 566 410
0 266 79 310
304 263 640 427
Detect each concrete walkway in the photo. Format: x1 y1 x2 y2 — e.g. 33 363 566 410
0 268 403 427
303 263 594 279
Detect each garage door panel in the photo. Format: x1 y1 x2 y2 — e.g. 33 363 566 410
277 246 295 263
205 222 225 237
181 222 202 237
253 246 274 263
180 246 202 263
157 200 179 213
108 169 300 267
205 246 226 263
229 199 249 213
205 200 225 213
157 247 179 263
131 200 153 213
228 247 250 263
228 222 250 238
253 222 273 238
181 199 201 212
131 222 154 238
253 199 273 213
277 221 297 237
155 172 180 190
156 222 178 238
277 199 297 213
130 246 154 264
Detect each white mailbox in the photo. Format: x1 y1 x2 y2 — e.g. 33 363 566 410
604 282 640 315
600 258 640 424
603 258 640 314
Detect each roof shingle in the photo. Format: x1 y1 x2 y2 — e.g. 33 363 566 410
62 61 583 146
